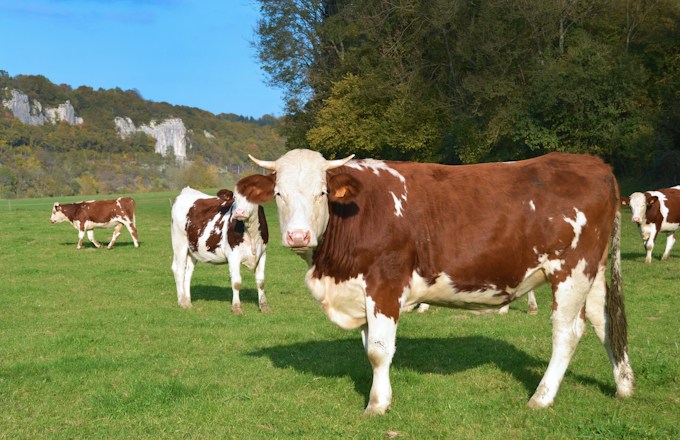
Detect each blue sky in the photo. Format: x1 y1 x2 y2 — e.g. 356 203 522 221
0 0 284 118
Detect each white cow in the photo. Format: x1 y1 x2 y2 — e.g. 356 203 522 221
170 187 270 315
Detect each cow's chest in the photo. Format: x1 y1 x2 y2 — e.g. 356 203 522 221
306 270 368 330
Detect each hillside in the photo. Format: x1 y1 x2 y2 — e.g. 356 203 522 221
0 72 286 198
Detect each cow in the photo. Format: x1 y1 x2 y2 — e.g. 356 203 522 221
170 187 270 315
235 149 635 415
622 186 680 263
50 197 139 250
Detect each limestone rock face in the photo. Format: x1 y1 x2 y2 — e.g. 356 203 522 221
2 89 83 125
114 116 189 158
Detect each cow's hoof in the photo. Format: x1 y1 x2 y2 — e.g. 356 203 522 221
416 304 430 313
259 303 271 313
526 396 552 409
232 305 244 316
179 301 192 309
364 402 390 416
528 307 539 315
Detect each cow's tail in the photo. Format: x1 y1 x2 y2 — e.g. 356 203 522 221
607 209 628 362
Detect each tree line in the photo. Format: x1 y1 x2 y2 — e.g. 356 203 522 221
254 0 679 183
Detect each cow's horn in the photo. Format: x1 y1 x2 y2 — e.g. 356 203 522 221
248 154 276 171
326 154 354 170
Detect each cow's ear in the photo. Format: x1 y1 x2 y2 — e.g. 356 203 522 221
621 197 629 206
217 189 234 201
648 196 658 206
236 173 275 204
328 172 362 203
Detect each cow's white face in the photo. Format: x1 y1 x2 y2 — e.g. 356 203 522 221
247 149 354 256
232 191 258 222
50 204 67 224
272 150 333 252
628 192 647 224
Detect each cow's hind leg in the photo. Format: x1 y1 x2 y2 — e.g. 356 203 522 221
255 253 270 313
528 261 590 409
661 232 675 261
362 295 398 415
585 263 635 399
228 257 244 315
86 229 103 248
527 290 538 315
107 224 123 249
125 220 140 248
172 248 194 309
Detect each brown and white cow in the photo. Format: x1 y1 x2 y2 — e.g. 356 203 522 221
50 197 139 249
236 149 634 414
170 187 270 315
622 186 680 263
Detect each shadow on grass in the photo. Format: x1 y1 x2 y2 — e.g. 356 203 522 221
58 240 141 249
191 285 260 304
249 336 615 406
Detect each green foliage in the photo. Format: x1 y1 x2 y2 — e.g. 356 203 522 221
256 0 680 178
0 74 287 198
0 194 678 438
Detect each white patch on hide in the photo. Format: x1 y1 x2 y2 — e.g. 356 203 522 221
306 270 367 330
563 208 587 249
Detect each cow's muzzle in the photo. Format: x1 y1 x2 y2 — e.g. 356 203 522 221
285 229 311 248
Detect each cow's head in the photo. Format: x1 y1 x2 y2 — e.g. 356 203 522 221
626 191 657 225
50 203 67 224
231 189 261 222
236 149 358 257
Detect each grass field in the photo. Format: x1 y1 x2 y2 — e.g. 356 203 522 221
1 191 678 439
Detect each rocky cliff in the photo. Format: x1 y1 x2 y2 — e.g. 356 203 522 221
2 89 83 125
114 116 189 159
3 88 190 159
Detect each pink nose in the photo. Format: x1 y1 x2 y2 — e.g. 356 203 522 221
234 207 247 219
632 217 641 223
286 230 311 248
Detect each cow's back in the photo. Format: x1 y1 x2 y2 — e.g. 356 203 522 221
658 187 680 226
318 153 618 291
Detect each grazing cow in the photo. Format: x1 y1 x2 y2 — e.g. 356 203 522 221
236 149 635 414
170 187 270 315
622 186 680 263
50 197 139 249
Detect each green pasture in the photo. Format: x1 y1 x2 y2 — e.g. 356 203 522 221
0 192 678 439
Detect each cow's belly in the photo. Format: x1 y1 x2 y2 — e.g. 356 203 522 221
83 218 122 229
402 269 547 311
661 219 680 233
231 241 261 270
306 269 367 330
190 246 228 264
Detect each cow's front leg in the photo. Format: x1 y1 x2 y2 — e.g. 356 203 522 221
77 229 85 249
87 230 102 248
661 233 675 261
643 229 656 263
362 295 398 415
255 253 270 313
228 256 243 315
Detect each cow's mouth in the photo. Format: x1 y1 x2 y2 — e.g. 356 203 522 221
290 246 312 254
